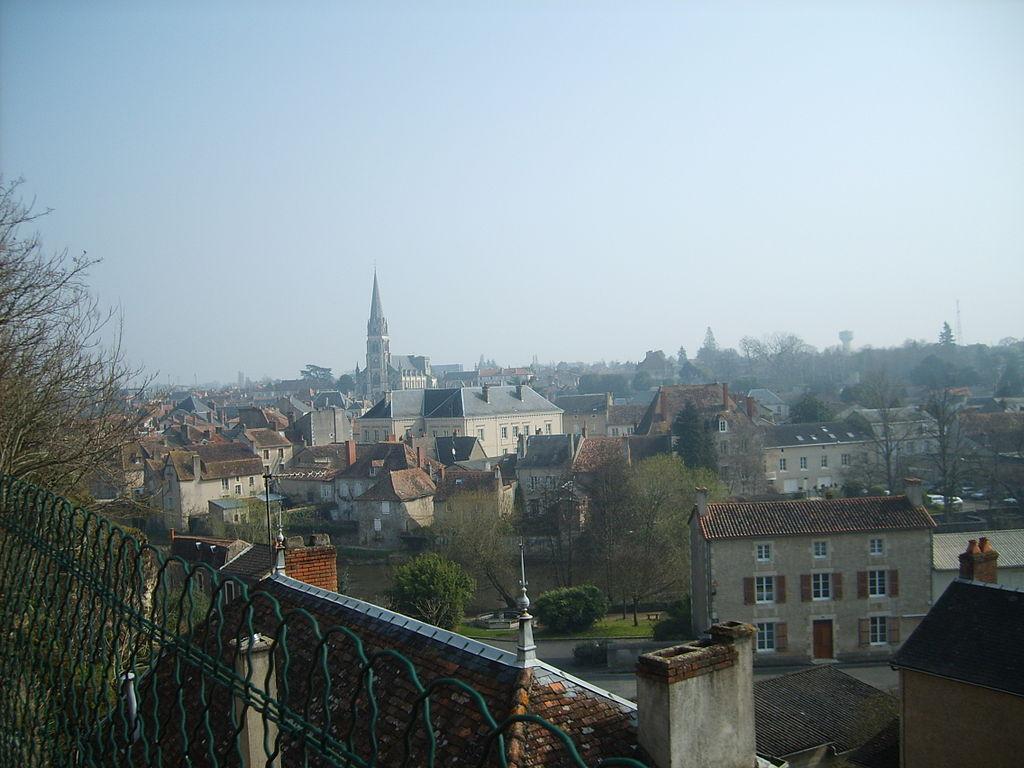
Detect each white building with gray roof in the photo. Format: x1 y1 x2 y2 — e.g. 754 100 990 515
932 528 1024 597
356 385 562 457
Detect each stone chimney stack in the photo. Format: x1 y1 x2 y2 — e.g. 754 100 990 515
636 621 757 768
346 439 357 467
515 383 524 400
694 486 709 519
192 454 202 483
482 384 490 403
959 537 999 583
416 446 423 469
904 477 924 508
517 432 527 459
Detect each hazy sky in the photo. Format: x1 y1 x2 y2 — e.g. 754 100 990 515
2 1 1022 384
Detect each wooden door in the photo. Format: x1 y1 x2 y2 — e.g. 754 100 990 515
812 619 834 659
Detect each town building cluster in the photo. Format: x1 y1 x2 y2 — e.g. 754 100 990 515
88 272 1024 767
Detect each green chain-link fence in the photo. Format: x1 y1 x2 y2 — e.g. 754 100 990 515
0 476 647 767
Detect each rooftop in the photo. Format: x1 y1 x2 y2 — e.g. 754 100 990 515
933 529 1024 570
891 579 1024 696
698 495 935 540
766 421 872 448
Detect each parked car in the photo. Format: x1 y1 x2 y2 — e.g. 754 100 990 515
969 490 988 500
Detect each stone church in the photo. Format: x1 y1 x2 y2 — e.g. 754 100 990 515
358 271 434 403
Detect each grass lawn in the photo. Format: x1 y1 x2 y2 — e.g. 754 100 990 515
455 614 656 641
538 614 655 640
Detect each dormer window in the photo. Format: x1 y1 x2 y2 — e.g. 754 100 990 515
718 419 728 432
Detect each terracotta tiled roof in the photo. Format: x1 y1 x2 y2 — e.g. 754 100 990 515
572 436 628 473
130 575 644 766
698 495 935 540
244 428 291 449
434 468 501 501
167 443 264 482
636 384 730 435
356 467 436 502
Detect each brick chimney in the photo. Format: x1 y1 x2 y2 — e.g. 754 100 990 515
636 621 756 768
904 477 924 508
958 537 999 583
346 440 357 467
282 534 339 592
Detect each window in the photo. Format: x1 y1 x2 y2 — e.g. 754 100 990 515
755 575 775 603
756 622 775 652
756 543 772 562
363 429 369 441
477 427 485 440
799 456 808 469
813 541 828 558
869 616 889 644
545 422 552 434
263 450 270 459
812 572 832 600
869 538 884 556
720 441 729 455
234 485 241 495
779 458 787 471
841 453 851 467
530 476 538 491
513 425 520 437
501 426 508 440
373 429 380 441
278 448 284 458
868 569 887 597
821 454 828 468
718 419 728 432
221 478 229 490
249 476 255 487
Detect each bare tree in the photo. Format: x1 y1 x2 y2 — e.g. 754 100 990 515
854 370 905 491
0 178 148 493
925 387 968 510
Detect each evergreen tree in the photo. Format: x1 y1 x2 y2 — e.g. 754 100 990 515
701 327 718 354
939 322 955 346
671 402 718 472
790 393 834 423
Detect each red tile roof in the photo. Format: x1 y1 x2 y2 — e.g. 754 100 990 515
356 467 436 502
636 384 730 435
698 495 935 540
167 443 263 482
572 436 628 473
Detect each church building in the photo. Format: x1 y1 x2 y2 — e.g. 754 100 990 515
359 271 434 402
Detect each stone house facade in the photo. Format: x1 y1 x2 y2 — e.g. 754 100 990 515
690 482 935 664
763 422 873 494
357 385 562 458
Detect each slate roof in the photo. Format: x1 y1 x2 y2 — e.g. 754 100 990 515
933 529 1024 570
434 468 502 501
313 390 352 409
174 394 212 415
219 542 274 581
355 467 436 502
766 422 871 448
748 388 785 406
891 579 1024 696
698 495 935 540
435 436 485 466
361 386 560 420
517 435 575 469
167 443 263 482
754 665 898 759
129 575 644 766
554 393 609 416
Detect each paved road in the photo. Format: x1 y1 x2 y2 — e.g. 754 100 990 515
481 636 898 700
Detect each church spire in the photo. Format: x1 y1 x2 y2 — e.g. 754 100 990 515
369 269 386 330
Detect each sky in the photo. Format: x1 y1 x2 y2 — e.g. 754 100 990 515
2 1 1022 384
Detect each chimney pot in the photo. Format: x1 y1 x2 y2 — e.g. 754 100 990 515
959 537 999 583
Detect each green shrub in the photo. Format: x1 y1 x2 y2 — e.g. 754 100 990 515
652 596 693 642
572 641 607 667
533 584 608 633
385 553 475 630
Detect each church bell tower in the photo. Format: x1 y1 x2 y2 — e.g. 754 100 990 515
366 270 391 401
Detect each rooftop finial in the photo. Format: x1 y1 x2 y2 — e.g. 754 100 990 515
516 539 537 665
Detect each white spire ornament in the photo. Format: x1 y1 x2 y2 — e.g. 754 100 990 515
516 539 537 665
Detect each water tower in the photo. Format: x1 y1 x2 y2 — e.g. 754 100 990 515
839 330 853 354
